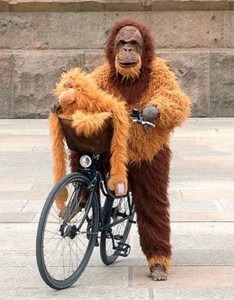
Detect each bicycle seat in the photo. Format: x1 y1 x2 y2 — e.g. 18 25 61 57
58 117 113 154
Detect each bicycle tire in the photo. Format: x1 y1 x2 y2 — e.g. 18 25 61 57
100 193 134 265
36 172 99 290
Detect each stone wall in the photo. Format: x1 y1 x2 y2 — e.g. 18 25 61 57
0 0 233 118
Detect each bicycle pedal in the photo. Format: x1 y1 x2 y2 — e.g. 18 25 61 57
114 242 131 257
129 220 136 224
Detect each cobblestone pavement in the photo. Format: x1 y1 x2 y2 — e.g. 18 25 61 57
0 118 234 300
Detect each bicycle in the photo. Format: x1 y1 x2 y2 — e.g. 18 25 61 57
36 108 154 290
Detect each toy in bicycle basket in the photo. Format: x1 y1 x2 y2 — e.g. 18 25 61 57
49 68 130 212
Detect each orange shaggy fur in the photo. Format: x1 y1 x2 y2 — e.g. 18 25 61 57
91 56 191 271
49 68 130 211
91 57 191 163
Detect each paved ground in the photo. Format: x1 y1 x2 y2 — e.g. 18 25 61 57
0 118 234 300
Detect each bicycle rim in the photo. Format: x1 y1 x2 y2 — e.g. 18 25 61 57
36 173 99 289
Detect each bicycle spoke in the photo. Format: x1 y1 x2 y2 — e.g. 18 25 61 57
36 173 99 289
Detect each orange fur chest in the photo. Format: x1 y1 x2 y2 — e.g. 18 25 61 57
91 61 171 162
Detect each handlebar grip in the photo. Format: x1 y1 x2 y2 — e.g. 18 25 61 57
132 119 155 128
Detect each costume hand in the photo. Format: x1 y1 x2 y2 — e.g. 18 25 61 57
108 175 128 196
50 101 62 114
141 105 160 132
142 105 160 122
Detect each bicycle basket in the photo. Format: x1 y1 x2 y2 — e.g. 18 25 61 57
58 117 113 154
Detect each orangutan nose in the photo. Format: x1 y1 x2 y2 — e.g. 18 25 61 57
123 45 132 52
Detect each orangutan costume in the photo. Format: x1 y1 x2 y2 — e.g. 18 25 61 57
49 68 129 212
91 18 191 280
52 18 191 281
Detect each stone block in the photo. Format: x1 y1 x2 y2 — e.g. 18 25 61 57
0 49 232 118
0 11 225 49
0 12 109 50
0 200 28 213
158 50 210 117
0 119 48 135
131 266 234 288
210 50 234 117
224 11 234 47
1 0 233 12
0 51 13 118
0 180 34 192
0 212 35 223
150 0 234 11
170 199 220 213
12 50 83 118
152 287 234 300
150 11 225 48
2 286 151 300
172 211 234 222
0 0 149 12
83 50 106 73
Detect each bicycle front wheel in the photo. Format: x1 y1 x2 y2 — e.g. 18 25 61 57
100 193 134 265
36 172 99 290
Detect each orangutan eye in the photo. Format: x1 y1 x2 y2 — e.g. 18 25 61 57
118 40 126 47
131 40 137 45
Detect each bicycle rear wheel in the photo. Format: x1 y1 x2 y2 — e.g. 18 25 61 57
36 173 99 290
100 193 134 265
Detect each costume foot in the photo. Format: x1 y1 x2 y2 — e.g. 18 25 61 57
149 265 168 281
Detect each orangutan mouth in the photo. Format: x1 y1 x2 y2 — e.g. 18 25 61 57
119 62 138 68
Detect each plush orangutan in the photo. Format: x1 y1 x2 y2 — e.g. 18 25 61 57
91 18 191 280
56 18 191 281
49 68 129 212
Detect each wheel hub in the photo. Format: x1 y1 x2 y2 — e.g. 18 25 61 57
60 224 77 239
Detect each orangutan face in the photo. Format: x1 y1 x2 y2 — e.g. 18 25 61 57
114 26 143 79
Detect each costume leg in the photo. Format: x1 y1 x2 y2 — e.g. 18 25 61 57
128 146 171 279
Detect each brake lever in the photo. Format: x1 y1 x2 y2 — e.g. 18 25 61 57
132 118 155 128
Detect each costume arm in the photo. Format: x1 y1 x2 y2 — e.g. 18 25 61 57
107 100 130 194
48 112 68 211
149 59 191 130
49 112 67 183
83 85 130 195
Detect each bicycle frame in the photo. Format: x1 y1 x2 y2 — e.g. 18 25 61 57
75 153 134 242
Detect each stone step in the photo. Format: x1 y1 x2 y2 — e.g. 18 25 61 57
1 0 234 12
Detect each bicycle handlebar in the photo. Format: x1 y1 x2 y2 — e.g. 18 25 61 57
132 119 155 127
130 108 155 128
